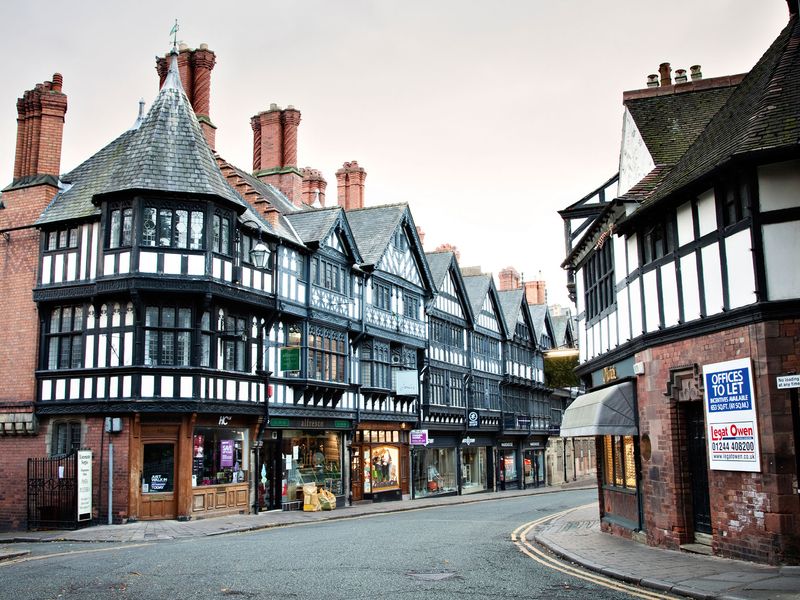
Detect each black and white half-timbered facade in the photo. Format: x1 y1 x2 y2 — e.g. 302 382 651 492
560 10 800 565
346 205 433 502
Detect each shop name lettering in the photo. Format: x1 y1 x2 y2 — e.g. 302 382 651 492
300 419 324 428
707 369 751 411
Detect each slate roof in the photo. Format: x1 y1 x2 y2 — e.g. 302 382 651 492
528 303 549 342
626 86 736 165
550 314 571 348
425 251 454 291
285 207 343 245
636 15 800 212
461 273 493 319
345 204 407 267
497 288 524 333
38 53 244 225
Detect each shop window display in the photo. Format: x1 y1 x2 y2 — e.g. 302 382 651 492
364 445 400 493
499 450 517 487
523 449 544 487
281 431 342 508
192 427 249 486
413 447 456 497
460 446 487 494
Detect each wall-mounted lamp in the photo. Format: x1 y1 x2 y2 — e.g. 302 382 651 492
238 218 271 269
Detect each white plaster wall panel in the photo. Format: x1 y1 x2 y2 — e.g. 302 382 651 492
629 278 643 338
199 377 206 399
109 377 119 398
725 230 757 309
575 269 585 315
240 382 249 402
677 201 694 247
123 376 131 398
118 252 130 275
608 311 618 349
660 264 679 328
763 221 800 300
613 235 626 283
41 255 51 285
69 379 80 399
85 335 95 368
643 270 659 332
67 253 77 281
617 285 631 343
140 251 157 273
224 261 232 281
216 379 223 400
141 375 154 398
187 254 204 275
79 227 89 280
161 376 173 398
163 253 181 275
701 244 724 315
97 335 107 368
578 322 587 363
697 189 717 237
55 379 66 400
212 257 222 279
90 222 99 280
41 380 52 401
680 254 701 322
758 160 800 211
83 378 92 399
618 108 656 196
103 254 115 276
109 333 120 367
54 254 64 283
124 332 133 365
593 322 600 361
626 234 639 274
96 377 106 399
181 377 193 398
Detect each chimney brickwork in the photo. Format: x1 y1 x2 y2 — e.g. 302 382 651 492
251 104 303 205
336 161 367 211
498 266 521 291
434 243 460 262
524 280 547 305
156 44 217 149
12 74 67 181
301 168 327 207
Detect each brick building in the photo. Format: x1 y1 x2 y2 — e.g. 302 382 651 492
559 4 800 564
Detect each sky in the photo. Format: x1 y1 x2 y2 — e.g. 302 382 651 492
0 1 790 308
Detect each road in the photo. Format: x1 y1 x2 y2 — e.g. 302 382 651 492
0 489 669 599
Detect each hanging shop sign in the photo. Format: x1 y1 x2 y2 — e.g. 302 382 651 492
77 450 92 522
702 357 761 472
410 429 429 446
280 347 301 372
395 370 419 396
467 410 480 428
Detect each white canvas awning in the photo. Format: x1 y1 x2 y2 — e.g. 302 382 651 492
560 381 637 437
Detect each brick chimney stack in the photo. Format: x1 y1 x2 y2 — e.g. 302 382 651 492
659 62 672 87
251 104 303 206
301 168 327 207
524 280 547 305
498 266 521 291
434 243 460 262
336 161 367 211
156 43 217 149
12 74 67 182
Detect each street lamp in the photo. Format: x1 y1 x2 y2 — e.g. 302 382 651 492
238 218 271 269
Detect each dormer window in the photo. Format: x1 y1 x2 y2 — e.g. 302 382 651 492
584 241 615 321
46 227 78 251
641 217 674 264
108 207 133 248
212 212 232 255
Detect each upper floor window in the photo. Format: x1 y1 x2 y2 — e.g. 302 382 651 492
392 229 408 251
403 293 420 319
144 306 192 366
361 340 391 389
641 218 674 264
311 258 348 294
473 332 500 360
583 241 614 322
218 310 248 372
374 282 391 311
431 320 462 349
108 207 133 249
212 213 232 255
51 420 81 456
46 227 79 252
718 172 752 228
47 306 84 369
308 326 346 383
142 206 204 250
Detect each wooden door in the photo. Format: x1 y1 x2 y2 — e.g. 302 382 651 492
139 441 177 519
686 403 712 535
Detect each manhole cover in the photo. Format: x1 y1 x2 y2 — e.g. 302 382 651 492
406 571 460 582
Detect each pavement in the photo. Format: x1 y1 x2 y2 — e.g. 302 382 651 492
1 481 798 600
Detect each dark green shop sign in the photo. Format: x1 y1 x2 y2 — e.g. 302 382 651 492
268 417 352 429
280 347 301 371
269 418 290 427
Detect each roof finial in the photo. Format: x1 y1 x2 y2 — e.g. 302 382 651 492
131 97 147 130
170 19 179 53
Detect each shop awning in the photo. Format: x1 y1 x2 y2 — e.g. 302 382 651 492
560 381 637 437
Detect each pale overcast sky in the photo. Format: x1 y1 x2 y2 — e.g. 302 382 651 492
0 1 790 307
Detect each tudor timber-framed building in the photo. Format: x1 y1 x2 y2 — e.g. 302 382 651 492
0 43 561 530
560 5 800 565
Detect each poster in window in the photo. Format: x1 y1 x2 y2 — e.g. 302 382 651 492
370 445 400 491
220 439 235 467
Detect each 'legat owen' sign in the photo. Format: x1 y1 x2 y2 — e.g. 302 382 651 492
702 358 761 472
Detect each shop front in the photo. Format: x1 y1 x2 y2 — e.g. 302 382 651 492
350 424 411 502
458 435 493 495
497 440 521 490
412 435 459 498
259 417 351 511
522 439 546 488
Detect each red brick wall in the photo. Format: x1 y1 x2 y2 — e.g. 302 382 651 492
636 321 800 564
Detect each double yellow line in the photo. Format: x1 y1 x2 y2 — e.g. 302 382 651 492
511 505 678 600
